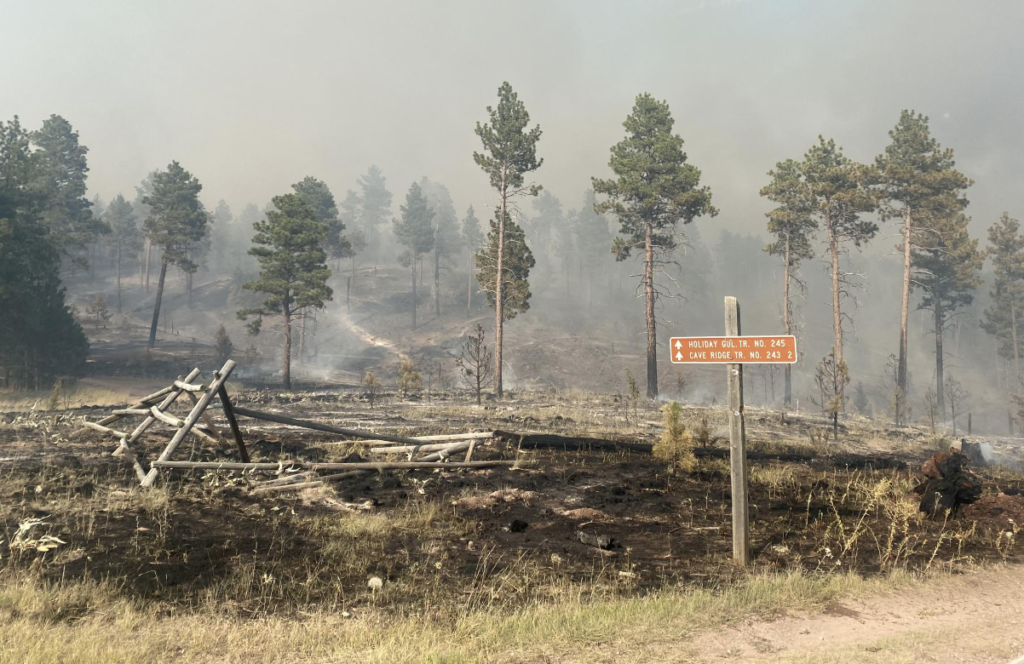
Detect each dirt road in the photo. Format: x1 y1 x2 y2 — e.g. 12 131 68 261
681 565 1024 663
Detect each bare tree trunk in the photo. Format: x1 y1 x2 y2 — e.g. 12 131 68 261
828 225 844 407
897 208 912 417
434 245 441 318
783 236 792 408
494 178 507 399
186 270 193 308
283 305 292 390
644 222 658 398
935 300 945 417
148 258 168 349
411 257 418 331
299 308 306 364
144 240 152 292
467 252 473 317
116 242 122 314
1012 301 1021 386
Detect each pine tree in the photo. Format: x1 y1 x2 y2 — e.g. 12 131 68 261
982 213 1024 397
476 208 535 322
801 137 877 406
338 189 365 279
575 189 612 313
0 116 89 388
593 93 717 398
358 165 392 263
133 171 158 290
293 176 350 262
237 193 332 389
393 182 435 330
474 82 543 398
420 177 463 318
874 110 972 409
104 194 141 313
29 115 108 268
462 206 484 315
142 161 209 348
914 211 982 416
761 158 816 410
210 199 234 266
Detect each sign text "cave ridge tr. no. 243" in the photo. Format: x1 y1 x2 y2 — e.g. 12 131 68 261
669 335 797 364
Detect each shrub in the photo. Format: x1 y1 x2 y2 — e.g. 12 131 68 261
654 401 696 471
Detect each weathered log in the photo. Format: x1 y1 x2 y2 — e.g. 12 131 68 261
71 385 176 438
217 385 250 463
173 380 207 392
150 406 184 427
361 432 495 446
368 440 481 455
152 459 516 471
414 441 474 461
111 409 153 416
495 431 653 453
184 390 227 444
231 406 427 445
117 437 147 483
141 361 236 488
250 470 368 495
83 421 131 438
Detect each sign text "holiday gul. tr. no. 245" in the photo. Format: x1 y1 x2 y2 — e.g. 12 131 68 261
668 335 797 364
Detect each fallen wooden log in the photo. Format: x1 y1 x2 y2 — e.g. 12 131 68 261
495 431 653 453
251 470 368 495
231 406 429 446
152 459 516 471
111 409 153 416
368 440 481 455
360 432 495 446
415 441 473 461
83 421 131 439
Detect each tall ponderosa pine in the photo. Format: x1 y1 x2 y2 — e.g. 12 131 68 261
29 115 107 269
593 93 717 398
575 189 612 313
761 158 816 409
358 165 392 263
420 177 463 318
237 193 332 389
104 194 141 313
982 213 1024 400
801 137 877 406
914 211 982 416
473 82 543 397
476 208 535 324
874 110 971 410
338 189 365 279
462 206 484 315
142 161 209 348
0 116 89 388
293 176 350 261
393 182 435 330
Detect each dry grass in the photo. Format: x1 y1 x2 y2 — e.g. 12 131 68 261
0 568 916 664
0 384 129 413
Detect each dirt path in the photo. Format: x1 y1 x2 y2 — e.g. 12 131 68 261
681 565 1024 663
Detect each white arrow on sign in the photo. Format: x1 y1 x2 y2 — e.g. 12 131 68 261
674 340 683 349
676 351 683 361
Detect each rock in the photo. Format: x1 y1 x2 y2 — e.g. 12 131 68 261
577 530 617 550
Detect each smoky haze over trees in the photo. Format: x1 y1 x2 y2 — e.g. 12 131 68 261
5 1 1024 436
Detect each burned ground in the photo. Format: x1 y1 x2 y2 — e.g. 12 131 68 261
3 389 1024 621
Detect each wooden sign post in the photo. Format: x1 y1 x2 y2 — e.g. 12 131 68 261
724 296 749 566
669 298 798 567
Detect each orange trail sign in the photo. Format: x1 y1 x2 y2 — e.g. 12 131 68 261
669 335 797 364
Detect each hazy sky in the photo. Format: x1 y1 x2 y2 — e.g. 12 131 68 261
4 0 1022 241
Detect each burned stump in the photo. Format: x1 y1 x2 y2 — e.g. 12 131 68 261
913 449 982 517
